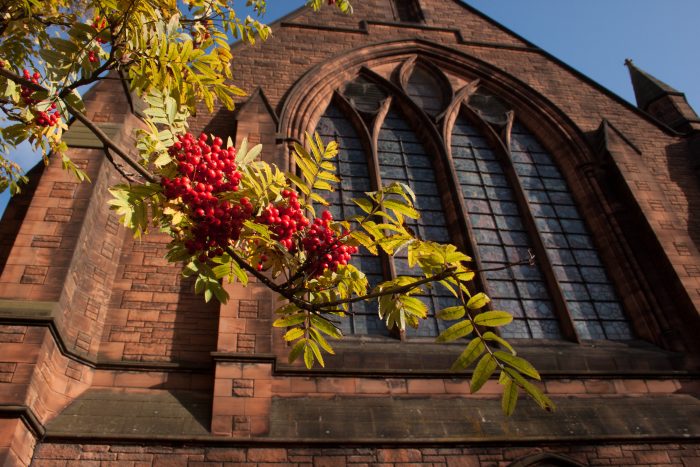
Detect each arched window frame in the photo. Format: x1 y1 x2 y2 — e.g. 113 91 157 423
279 43 655 346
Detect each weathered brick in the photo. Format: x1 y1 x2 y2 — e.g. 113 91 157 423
376 449 422 463
247 448 288 462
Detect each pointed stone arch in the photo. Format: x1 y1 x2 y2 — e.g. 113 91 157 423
508 452 586 467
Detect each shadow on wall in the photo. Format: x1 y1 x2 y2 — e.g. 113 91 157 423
102 234 220 365
199 107 238 146
0 162 46 275
168 272 221 364
665 139 700 253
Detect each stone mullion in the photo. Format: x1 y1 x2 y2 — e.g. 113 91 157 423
440 100 493 305
371 97 399 286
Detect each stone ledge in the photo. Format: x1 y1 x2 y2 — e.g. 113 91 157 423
45 388 211 438
274 338 694 377
269 394 700 442
43 390 700 443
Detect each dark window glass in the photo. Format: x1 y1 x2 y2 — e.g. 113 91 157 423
378 107 456 337
343 77 387 113
509 122 633 340
406 67 445 117
394 0 424 22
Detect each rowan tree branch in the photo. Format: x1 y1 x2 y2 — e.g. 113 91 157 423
0 67 156 183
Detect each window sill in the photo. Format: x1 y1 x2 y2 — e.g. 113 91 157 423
271 337 695 378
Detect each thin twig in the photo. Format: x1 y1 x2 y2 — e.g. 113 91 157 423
313 267 457 311
225 246 314 310
0 68 157 183
104 148 140 183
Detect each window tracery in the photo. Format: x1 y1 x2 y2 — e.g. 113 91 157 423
312 60 633 342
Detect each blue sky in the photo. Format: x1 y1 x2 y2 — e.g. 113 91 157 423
2 0 698 216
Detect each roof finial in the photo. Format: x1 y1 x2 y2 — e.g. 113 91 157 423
624 58 634 68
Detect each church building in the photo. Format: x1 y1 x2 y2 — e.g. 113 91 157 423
1 0 699 465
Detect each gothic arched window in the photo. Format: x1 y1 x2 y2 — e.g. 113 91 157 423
312 63 633 342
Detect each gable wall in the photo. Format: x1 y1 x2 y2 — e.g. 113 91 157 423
0 1 698 465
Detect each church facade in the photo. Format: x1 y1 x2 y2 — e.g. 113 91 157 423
1 1 699 465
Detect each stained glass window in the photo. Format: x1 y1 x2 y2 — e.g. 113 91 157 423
311 66 634 342
406 67 446 117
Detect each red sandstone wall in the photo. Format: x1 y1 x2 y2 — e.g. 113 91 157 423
30 442 700 466
1 1 699 466
99 233 219 364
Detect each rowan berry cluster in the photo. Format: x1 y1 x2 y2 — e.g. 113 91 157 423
35 103 60 127
92 16 108 43
20 70 61 127
161 133 251 262
161 134 359 277
20 69 41 105
257 189 309 252
88 51 99 63
301 210 358 277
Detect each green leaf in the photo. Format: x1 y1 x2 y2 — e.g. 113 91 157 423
236 138 249 163
63 90 86 114
240 143 263 166
307 339 324 367
311 315 343 338
313 180 333 191
474 311 513 327
436 320 474 343
212 283 229 304
229 261 249 286
504 368 555 412
399 182 416 204
303 344 314 369
450 337 485 371
501 375 518 416
211 264 231 279
273 313 306 327
467 292 490 310
284 327 305 342
309 192 330 206
348 231 377 254
288 339 306 364
383 199 419 219
287 173 310 195
470 354 498 393
309 327 335 355
436 305 465 321
352 197 374 214
482 331 516 355
400 296 427 319
494 351 540 380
